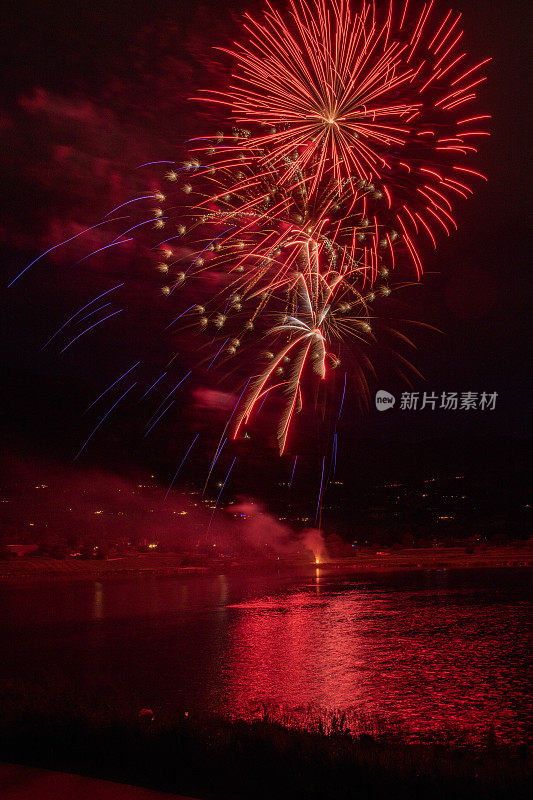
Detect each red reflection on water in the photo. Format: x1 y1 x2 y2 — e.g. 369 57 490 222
225 575 530 743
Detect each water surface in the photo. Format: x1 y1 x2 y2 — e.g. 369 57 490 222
0 567 530 743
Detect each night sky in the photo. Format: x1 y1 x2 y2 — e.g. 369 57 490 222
1 0 531 503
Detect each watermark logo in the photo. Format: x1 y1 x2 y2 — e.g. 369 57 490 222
375 390 396 411
375 390 498 412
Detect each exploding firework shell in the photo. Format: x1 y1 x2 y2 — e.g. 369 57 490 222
155 0 488 452
202 0 489 280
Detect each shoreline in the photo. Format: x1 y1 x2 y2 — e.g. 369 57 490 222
0 546 531 582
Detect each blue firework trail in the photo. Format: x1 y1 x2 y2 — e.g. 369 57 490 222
74 238 132 266
208 457 237 532
75 382 137 460
145 372 191 428
7 218 127 287
103 196 161 218
75 302 112 326
139 371 168 401
165 433 201 501
143 400 175 438
289 455 298 488
315 456 326 528
60 309 123 354
85 361 141 413
40 282 125 351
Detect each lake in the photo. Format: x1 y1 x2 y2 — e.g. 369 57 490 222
0 566 531 744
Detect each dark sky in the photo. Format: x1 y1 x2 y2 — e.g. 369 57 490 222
0 0 531 499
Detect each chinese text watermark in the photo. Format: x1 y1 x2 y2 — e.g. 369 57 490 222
375 391 497 411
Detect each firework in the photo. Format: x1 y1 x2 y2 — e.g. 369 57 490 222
153 0 488 453
202 0 490 279
155 0 488 452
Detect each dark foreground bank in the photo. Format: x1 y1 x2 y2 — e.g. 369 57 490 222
0 762 197 800
0 685 530 800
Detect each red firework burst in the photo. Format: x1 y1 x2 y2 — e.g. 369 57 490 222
204 0 490 280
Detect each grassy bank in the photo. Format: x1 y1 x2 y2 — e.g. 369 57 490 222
0 682 530 800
